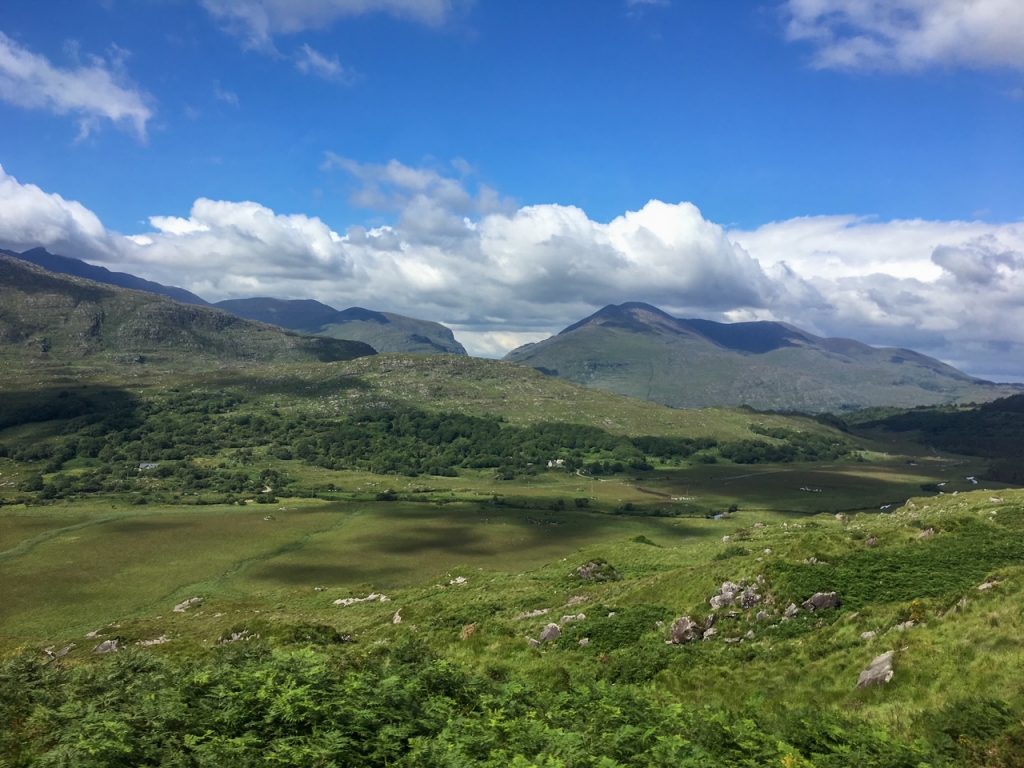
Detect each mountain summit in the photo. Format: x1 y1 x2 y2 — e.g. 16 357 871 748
506 302 1016 412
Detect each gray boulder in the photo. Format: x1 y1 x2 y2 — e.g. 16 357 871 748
668 616 702 644
857 651 895 688
173 597 204 613
539 623 561 643
802 592 841 611
93 639 119 654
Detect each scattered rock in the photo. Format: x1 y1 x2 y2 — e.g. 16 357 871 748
801 592 841 612
448 576 468 586
783 603 800 619
560 613 586 624
702 627 718 641
43 643 75 660
515 608 550 620
173 597 204 613
392 610 403 625
865 536 879 548
539 623 561 643
334 592 389 607
93 639 119 654
860 630 877 641
753 522 766 529
578 637 590 647
740 587 761 609
460 623 477 640
755 610 771 622
917 528 936 540
565 595 589 607
527 637 541 648
744 630 755 640
978 580 1000 591
219 630 258 644
857 651 895 688
724 637 741 644
668 616 702 644
137 636 170 647
84 629 102 639
891 620 916 632
573 559 622 582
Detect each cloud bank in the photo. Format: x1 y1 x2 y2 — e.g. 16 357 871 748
785 0 1024 71
0 33 152 140
1 162 1023 380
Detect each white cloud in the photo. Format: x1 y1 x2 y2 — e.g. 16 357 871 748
785 0 1024 71
201 0 452 47
213 81 240 106
0 32 152 140
2 161 1024 380
294 44 350 81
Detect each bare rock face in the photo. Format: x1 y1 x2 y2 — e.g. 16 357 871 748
801 592 841 612
668 616 702 644
173 597 204 613
857 651 895 688
539 623 561 643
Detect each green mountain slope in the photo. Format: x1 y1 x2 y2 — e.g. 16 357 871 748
506 302 1018 413
216 297 468 355
0 254 375 368
1 247 210 306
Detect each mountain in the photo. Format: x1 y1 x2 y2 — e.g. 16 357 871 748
505 302 1020 413
0 254 375 367
2 247 209 306
215 297 468 355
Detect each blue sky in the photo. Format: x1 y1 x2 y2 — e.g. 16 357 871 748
1 0 1023 379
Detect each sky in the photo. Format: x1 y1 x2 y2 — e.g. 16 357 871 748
0 0 1023 380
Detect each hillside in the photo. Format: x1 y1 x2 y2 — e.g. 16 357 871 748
0 255 375 369
216 297 468 355
506 302 1018 413
1 247 209 306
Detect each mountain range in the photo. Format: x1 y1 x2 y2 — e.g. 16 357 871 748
214 297 467 355
505 302 1019 412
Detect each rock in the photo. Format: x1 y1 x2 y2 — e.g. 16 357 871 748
173 597 204 613
740 587 761 609
703 614 717 631
783 603 800 619
539 623 561 643
860 630 877 641
137 636 170 647
756 610 771 622
560 613 586 624
448 576 468 586
744 630 755 640
857 651 895 688
527 637 541 648
891 620 915 632
865 536 879 548
219 630 258 644
709 594 733 610
702 627 718 641
515 608 550 620
565 595 589 607
84 629 102 639
93 639 119 654
918 528 936 540
724 637 741 644
573 559 621 582
978 580 1000 591
668 616 702 644
43 643 76 660
392 610 403 625
460 623 477 640
753 521 766 529
334 592 389 607
578 637 591 647
801 592 841 612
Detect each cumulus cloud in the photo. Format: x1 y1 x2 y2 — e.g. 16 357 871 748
201 0 452 47
784 0 1024 71
2 160 1024 378
0 32 152 140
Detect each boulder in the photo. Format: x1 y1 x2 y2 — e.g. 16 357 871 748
783 603 800 619
173 597 204 613
539 623 561 643
801 592 841 612
857 651 895 688
93 639 119 654
573 559 621 582
740 587 761 609
860 630 877 641
668 616 702 644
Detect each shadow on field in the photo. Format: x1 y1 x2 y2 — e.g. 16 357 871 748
0 385 140 431
252 502 712 586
